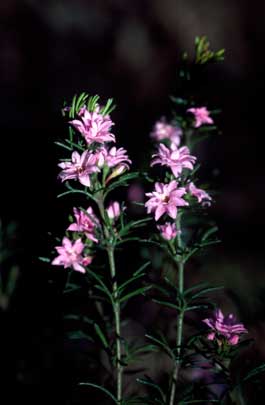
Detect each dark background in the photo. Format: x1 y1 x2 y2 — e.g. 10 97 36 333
1 0 265 403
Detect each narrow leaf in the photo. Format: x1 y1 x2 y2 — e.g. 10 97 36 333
120 285 152 303
94 323 108 349
79 383 116 402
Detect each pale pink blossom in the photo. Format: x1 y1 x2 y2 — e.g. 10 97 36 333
52 237 86 273
95 146 131 169
151 144 196 178
187 182 212 206
157 222 180 240
203 309 247 346
67 207 99 242
187 107 213 128
70 108 115 145
145 181 188 221
58 150 99 187
151 119 182 146
106 201 121 220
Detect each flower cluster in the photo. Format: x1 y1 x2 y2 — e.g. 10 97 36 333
145 181 187 221
52 205 99 273
58 150 99 187
49 79 251 405
70 107 115 145
52 237 91 273
151 144 196 178
145 106 214 241
67 207 99 242
58 106 131 190
53 101 128 273
203 309 247 346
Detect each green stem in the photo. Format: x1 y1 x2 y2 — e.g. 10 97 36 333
169 215 185 405
97 195 123 404
107 247 123 403
185 128 193 152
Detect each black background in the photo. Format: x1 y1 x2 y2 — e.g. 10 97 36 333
1 1 265 403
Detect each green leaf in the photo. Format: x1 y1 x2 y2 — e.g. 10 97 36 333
201 226 218 242
242 363 265 383
198 239 221 248
54 141 73 151
64 283 82 294
85 268 114 305
57 185 97 203
164 276 178 291
79 383 116 402
133 261 151 277
170 96 188 106
67 330 94 342
116 237 140 246
94 323 108 349
76 92 88 113
186 304 212 311
139 239 164 250
64 314 94 325
38 256 50 263
145 334 174 359
188 286 223 301
119 218 152 238
87 95 100 112
118 273 146 295
104 172 140 197
136 377 166 403
100 98 116 116
120 285 152 303
70 94 77 118
184 282 209 296
183 247 199 263
152 299 180 312
65 139 85 151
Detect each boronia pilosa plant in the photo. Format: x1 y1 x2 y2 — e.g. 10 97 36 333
42 37 265 404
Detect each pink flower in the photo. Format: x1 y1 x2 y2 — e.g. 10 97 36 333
106 201 121 220
82 256 93 266
70 108 115 145
187 107 213 128
151 144 196 178
145 180 188 221
202 309 247 346
58 150 99 187
151 119 182 147
157 222 180 240
52 237 86 273
187 182 212 206
67 207 99 242
95 146 131 169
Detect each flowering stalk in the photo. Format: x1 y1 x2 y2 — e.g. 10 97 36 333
97 196 123 403
108 247 123 403
169 214 184 405
47 39 260 405
52 94 143 403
